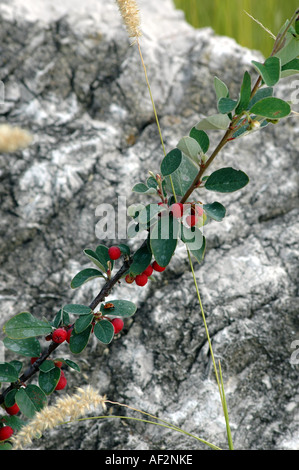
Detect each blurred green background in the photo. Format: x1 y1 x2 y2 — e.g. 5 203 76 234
173 0 298 56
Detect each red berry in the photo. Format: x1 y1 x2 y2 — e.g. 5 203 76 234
54 361 63 368
0 426 14 441
194 205 204 217
52 328 67 344
30 357 39 364
5 403 20 416
125 274 135 284
170 202 184 218
108 246 121 260
135 273 148 286
66 326 73 344
186 215 198 227
152 261 166 272
55 372 67 391
111 318 124 334
142 265 153 277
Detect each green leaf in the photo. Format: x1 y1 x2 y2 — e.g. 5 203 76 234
235 71 251 115
38 367 61 395
0 442 13 450
0 363 19 382
150 215 180 267
100 300 137 318
4 389 18 408
218 97 237 114
136 204 166 227
3 312 52 340
251 57 281 86
3 337 41 358
132 183 156 195
195 114 231 131
69 325 92 354
281 58 299 78
165 153 199 197
1 414 25 432
248 87 273 109
147 176 158 189
93 320 114 344
274 33 299 65
203 202 226 221
177 137 201 164
250 97 291 119
117 244 131 256
129 242 152 276
180 224 204 253
161 148 183 176
214 76 229 100
189 235 206 264
84 246 113 273
296 17 299 35
39 360 55 373
9 360 23 375
52 309 63 329
205 167 249 193
189 127 210 153
71 268 104 289
63 304 92 316
64 359 80 372
15 385 47 418
74 313 94 333
95 245 114 273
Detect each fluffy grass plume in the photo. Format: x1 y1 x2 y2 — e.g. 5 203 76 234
115 0 142 40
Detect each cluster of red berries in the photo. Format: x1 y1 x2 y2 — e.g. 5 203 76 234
169 202 204 227
125 260 166 287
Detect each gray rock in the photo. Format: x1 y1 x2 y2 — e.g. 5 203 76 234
0 0 298 451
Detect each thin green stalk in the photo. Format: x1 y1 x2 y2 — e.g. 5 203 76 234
219 360 234 450
62 415 222 451
187 248 234 450
136 39 177 202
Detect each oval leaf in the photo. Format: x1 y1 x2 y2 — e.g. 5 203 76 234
132 183 156 195
71 268 104 289
214 76 229 100
251 57 281 87
100 300 137 318
205 167 249 193
196 114 231 131
16 384 47 418
94 320 114 344
69 325 92 354
150 216 180 267
250 97 291 119
129 241 152 276
0 363 19 382
63 304 92 316
3 312 52 340
235 71 251 115
3 337 41 358
177 137 201 163
218 97 237 114
203 202 226 221
161 148 183 177
38 367 61 395
189 127 210 153
74 313 94 333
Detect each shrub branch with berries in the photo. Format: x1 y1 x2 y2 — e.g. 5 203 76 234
1 1 299 450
